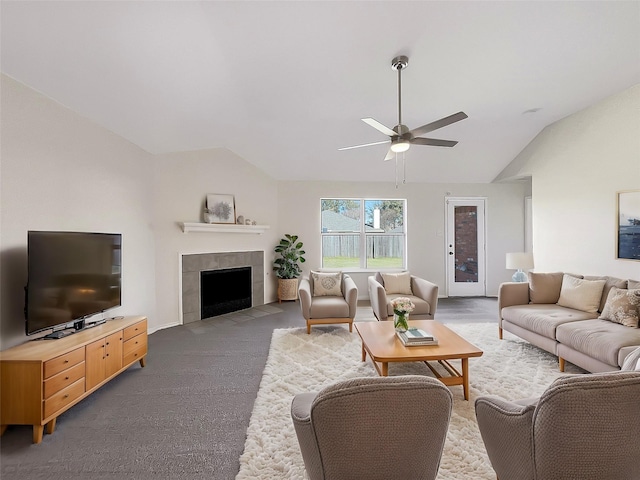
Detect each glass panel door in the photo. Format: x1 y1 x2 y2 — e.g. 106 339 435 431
446 198 486 296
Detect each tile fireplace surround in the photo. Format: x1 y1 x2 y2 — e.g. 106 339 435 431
181 251 265 324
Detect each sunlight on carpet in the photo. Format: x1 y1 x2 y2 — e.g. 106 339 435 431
236 323 583 480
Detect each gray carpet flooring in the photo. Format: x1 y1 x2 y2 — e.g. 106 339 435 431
0 297 497 480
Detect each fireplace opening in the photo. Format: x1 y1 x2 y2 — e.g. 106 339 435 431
201 266 252 319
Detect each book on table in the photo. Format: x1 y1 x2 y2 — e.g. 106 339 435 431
396 329 438 346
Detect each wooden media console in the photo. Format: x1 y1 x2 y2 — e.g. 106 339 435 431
0 315 148 444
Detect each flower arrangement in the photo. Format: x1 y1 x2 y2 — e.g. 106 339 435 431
391 297 415 332
391 297 415 316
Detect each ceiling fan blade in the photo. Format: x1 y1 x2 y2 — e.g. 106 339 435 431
362 118 397 137
383 149 394 161
338 139 390 151
409 111 468 137
411 137 458 148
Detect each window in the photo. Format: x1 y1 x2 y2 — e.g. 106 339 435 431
321 198 406 269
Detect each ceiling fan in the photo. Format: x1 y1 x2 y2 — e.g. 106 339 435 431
339 55 468 161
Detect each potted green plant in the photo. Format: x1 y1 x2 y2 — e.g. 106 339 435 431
273 234 306 302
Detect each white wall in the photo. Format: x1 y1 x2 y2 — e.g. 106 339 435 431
0 75 157 349
151 149 280 329
277 181 527 299
498 84 640 278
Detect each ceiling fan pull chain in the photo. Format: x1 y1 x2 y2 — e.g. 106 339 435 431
395 154 399 189
403 152 407 184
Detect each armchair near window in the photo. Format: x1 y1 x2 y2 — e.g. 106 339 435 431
368 272 438 321
298 272 357 334
291 375 452 480
475 371 640 480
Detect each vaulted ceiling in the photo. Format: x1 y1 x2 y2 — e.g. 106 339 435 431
2 1 639 183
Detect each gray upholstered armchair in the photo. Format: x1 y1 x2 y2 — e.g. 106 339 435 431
298 272 357 334
368 272 438 321
475 371 640 480
291 376 453 480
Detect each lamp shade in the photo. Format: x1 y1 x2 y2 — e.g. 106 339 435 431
506 252 534 270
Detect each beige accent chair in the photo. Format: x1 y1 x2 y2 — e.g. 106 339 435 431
291 375 453 480
298 273 357 334
475 371 640 480
368 272 438 321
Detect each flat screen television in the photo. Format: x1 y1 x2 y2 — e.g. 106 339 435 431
25 231 122 338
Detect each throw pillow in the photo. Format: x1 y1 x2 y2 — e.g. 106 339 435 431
628 279 640 290
381 272 412 295
584 275 628 313
598 287 640 328
556 274 606 313
621 346 640 371
528 272 564 304
311 271 342 297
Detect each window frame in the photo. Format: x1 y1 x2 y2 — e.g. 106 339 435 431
320 197 407 271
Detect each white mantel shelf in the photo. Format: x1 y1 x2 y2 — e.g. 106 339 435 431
181 222 270 234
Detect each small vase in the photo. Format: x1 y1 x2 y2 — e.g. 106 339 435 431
394 313 409 332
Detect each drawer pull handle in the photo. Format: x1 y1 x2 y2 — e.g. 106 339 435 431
63 394 69 399
65 376 69 380
64 360 69 364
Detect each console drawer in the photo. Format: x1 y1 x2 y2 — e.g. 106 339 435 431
123 343 147 366
43 348 85 379
123 319 147 342
123 333 147 355
43 362 85 399
43 379 84 418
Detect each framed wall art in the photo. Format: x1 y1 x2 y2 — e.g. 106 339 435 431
205 194 236 224
617 190 640 261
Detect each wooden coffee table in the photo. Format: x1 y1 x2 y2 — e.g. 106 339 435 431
354 320 483 400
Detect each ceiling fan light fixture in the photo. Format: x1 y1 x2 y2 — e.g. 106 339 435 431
390 139 410 153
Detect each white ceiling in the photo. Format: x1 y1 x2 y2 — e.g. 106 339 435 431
2 1 639 183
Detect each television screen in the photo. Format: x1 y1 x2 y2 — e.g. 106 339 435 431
26 231 122 336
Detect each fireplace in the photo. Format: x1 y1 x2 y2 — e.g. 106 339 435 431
201 266 252 319
181 251 264 324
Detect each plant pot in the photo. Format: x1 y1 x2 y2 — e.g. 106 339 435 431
278 278 299 303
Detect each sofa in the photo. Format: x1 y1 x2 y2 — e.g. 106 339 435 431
368 272 438 321
499 272 640 373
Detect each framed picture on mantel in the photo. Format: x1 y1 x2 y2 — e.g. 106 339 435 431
206 194 236 224
617 190 640 261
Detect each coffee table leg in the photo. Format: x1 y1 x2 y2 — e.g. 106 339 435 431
381 362 388 376
361 343 366 361
462 358 469 400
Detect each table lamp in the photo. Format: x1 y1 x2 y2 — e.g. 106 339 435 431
506 252 534 282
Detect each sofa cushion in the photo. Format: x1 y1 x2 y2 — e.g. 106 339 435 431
528 272 564 304
584 275 628 312
556 319 640 367
309 296 349 318
311 271 342 297
599 287 640 328
381 272 412 295
501 304 597 339
386 294 430 317
557 275 606 313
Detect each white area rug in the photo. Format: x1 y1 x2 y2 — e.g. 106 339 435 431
236 323 583 480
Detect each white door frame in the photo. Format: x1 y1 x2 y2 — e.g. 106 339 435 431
445 197 486 297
